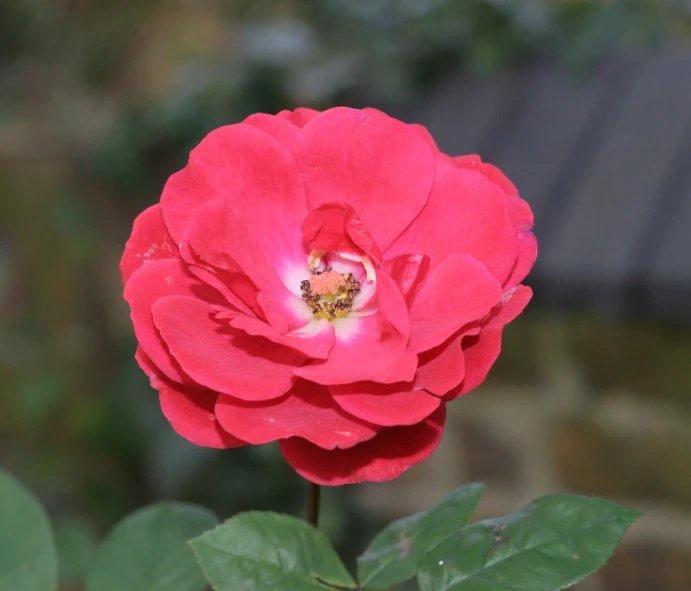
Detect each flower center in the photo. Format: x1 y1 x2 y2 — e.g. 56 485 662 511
300 268 360 320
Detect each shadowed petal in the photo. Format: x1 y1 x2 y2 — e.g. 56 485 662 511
279 405 446 485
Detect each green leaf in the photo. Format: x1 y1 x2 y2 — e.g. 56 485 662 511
417 494 640 591
358 483 485 589
86 502 218 591
189 511 357 591
0 469 58 591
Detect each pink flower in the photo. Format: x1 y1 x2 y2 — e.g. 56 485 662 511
120 107 537 485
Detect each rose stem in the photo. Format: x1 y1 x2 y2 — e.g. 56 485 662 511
307 481 321 527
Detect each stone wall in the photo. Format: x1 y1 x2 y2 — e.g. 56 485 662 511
358 314 691 591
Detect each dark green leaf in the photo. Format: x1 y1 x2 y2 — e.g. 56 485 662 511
189 511 357 591
86 502 218 591
418 494 640 591
358 483 485 589
0 469 58 591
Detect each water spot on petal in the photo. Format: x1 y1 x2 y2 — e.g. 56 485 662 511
345 108 371 124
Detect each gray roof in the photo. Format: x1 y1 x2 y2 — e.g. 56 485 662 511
410 49 691 321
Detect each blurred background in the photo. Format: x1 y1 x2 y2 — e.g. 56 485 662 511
2 1 691 589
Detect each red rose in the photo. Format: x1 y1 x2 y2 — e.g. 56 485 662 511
121 107 536 485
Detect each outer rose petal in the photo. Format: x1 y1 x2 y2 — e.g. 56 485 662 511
214 381 379 450
277 107 320 127
279 405 447 485
243 113 299 150
330 382 440 426
124 259 221 384
159 383 246 449
446 285 533 400
135 347 244 449
120 204 178 285
409 123 439 150
160 124 307 274
413 330 475 396
506 194 534 230
504 230 538 289
408 254 502 353
151 295 302 401
454 154 519 197
451 156 537 289
387 155 518 284
295 106 435 250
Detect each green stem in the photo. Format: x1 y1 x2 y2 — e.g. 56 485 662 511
307 481 321 528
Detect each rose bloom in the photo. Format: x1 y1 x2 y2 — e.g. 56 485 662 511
121 107 536 486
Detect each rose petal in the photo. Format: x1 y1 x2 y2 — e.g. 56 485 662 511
330 382 441 426
504 230 538 289
277 107 320 127
408 254 502 353
135 347 244 448
152 295 302 401
381 254 430 304
187 263 261 318
506 194 534 230
225 314 335 360
301 202 383 264
159 383 246 449
215 380 379 450
293 314 417 385
454 154 519 197
120 205 178 285
279 405 446 485
446 285 533 400
295 107 435 251
409 123 439 150
412 330 476 396
388 155 518 284
243 113 299 150
123 259 220 384
376 267 410 341
451 156 536 288
160 124 307 275
181 198 311 333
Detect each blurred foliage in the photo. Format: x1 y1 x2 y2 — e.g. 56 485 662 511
1 1 690 589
